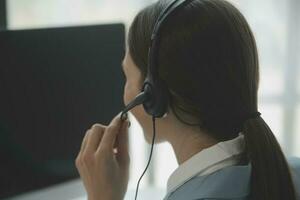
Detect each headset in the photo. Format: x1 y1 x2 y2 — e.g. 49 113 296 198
120 0 195 199
120 0 194 120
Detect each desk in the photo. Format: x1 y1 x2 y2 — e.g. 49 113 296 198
9 179 165 200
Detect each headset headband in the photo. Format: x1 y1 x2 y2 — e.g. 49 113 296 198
121 0 195 119
148 0 194 82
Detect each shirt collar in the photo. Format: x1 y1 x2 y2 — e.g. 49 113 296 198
166 132 245 195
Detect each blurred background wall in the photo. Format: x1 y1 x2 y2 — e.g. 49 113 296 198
2 0 300 194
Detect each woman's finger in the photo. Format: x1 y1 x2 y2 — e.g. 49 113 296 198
84 124 105 154
76 129 90 167
97 113 124 152
80 129 91 152
116 119 130 164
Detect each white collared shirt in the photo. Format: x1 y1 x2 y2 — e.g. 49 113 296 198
165 132 245 198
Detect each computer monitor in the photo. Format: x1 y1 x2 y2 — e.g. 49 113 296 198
0 23 125 199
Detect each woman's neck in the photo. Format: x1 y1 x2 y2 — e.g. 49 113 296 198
165 121 219 165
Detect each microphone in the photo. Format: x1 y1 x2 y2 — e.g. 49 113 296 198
121 91 150 121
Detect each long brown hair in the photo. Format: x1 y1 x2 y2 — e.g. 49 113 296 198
127 0 297 199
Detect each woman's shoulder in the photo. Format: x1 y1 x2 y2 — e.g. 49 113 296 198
165 157 300 200
287 156 300 199
288 156 300 171
165 163 251 200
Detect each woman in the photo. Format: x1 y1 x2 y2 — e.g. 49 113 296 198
75 0 300 199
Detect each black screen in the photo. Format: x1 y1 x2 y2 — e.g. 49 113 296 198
0 23 125 199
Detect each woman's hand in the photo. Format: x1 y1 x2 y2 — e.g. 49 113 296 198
75 112 130 200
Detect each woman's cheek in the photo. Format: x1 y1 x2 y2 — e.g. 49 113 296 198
123 81 138 106
123 81 130 106
123 80 145 119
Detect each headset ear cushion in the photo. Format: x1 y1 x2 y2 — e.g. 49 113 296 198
141 82 154 109
142 79 169 118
